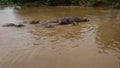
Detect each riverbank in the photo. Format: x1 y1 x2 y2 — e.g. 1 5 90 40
1 0 120 9
19 1 120 9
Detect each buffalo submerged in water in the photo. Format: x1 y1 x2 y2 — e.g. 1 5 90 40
2 23 25 27
2 16 89 28
60 16 89 25
41 16 89 28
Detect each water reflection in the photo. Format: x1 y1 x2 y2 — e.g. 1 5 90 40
29 24 85 48
0 7 23 25
95 9 120 53
17 7 90 20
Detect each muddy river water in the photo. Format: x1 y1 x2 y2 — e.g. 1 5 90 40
0 6 120 68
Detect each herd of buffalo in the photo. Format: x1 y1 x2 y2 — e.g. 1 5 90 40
2 16 89 28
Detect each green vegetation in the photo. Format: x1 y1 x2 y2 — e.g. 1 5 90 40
0 0 11 5
0 0 120 8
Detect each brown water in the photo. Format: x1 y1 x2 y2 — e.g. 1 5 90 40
0 6 120 68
